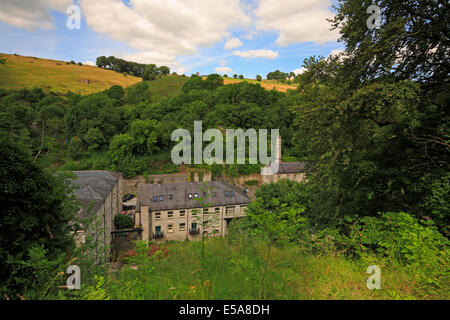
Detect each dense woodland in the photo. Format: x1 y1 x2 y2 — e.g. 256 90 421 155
0 0 448 299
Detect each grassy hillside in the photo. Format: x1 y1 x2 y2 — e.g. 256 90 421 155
0 53 141 95
223 77 297 92
141 75 188 103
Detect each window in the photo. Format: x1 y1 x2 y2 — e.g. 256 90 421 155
159 195 164 201
155 212 161 219
179 223 186 231
203 208 209 213
230 191 234 196
215 207 220 213
213 192 217 197
168 211 174 218
192 210 197 216
153 196 157 202
180 210 186 216
168 224 173 232
225 191 229 197
194 193 198 198
226 206 235 214
188 193 192 199
240 205 247 213
169 194 173 200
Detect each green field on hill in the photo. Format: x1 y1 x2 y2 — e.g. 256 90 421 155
139 75 188 104
0 53 142 95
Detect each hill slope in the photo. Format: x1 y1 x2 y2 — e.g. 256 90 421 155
223 77 297 92
141 75 188 103
0 53 141 95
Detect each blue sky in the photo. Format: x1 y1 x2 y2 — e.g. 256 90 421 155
0 0 344 78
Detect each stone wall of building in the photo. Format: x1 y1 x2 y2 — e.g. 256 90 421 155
137 204 248 242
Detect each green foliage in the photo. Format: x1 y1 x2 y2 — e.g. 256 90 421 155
266 70 288 81
84 128 106 152
126 81 151 104
106 85 125 101
244 179 258 186
96 56 169 79
114 214 134 230
256 75 262 81
0 139 79 298
128 119 160 155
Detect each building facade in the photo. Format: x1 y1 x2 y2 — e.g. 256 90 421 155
72 171 123 259
136 181 251 242
260 136 307 184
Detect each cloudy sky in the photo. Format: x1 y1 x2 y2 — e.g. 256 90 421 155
0 0 344 78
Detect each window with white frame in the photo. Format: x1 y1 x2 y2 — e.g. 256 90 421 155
168 224 173 232
179 223 186 231
155 212 161 219
225 206 235 214
168 211 174 218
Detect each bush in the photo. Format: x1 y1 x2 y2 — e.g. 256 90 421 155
114 214 134 230
244 180 258 186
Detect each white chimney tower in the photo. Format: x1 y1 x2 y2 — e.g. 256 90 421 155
276 136 282 163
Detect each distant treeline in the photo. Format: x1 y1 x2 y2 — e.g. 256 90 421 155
96 56 170 79
266 70 295 81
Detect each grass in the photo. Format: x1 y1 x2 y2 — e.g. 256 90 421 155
0 53 141 95
222 77 297 92
101 235 438 300
141 75 188 104
0 53 294 96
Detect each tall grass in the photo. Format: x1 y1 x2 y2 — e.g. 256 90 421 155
101 233 440 300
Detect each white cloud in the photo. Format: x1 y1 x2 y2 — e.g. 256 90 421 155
293 67 305 75
81 0 250 55
0 0 71 30
214 66 233 74
233 49 278 59
82 61 96 66
79 0 250 71
122 51 184 74
329 48 344 57
224 38 243 50
254 0 339 45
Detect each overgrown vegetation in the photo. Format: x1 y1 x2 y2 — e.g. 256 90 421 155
0 0 448 300
114 215 134 230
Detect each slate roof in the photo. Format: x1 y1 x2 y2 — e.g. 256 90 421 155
71 171 122 218
277 162 306 174
138 181 251 211
261 161 307 175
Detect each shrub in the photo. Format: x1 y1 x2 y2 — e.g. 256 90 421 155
244 180 258 186
114 214 134 230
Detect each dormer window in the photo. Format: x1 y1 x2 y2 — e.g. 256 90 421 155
169 194 173 200
194 193 198 198
188 193 192 199
153 196 157 202
159 195 163 201
225 191 229 197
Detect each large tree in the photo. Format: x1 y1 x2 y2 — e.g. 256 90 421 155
292 0 449 233
0 138 79 297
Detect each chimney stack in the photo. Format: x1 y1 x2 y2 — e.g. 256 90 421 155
276 136 282 163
